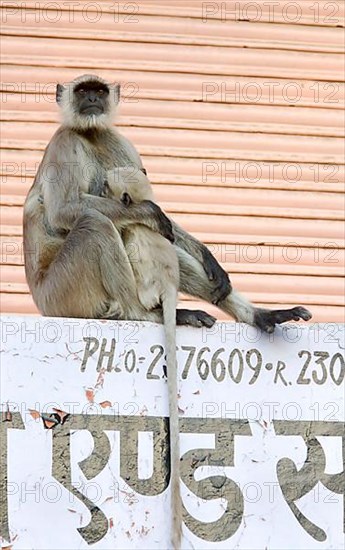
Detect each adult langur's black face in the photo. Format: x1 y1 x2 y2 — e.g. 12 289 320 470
73 80 110 116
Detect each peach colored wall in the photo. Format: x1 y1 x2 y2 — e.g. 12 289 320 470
1 1 344 321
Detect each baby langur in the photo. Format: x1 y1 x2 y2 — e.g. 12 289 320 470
103 167 182 550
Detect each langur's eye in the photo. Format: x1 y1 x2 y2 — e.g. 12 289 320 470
78 89 86 95
97 89 104 95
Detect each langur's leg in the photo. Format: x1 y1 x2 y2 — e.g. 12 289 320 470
37 210 144 320
177 248 312 332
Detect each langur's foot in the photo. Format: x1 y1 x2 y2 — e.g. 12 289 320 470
176 309 217 328
254 306 312 333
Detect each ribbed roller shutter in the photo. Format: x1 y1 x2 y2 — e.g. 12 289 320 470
1 1 344 321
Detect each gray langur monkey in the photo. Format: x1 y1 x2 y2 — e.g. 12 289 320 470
97 166 182 548
24 73 312 330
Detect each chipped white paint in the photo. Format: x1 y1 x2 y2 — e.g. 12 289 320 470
0 316 344 549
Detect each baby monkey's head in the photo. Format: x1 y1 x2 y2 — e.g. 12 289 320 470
104 166 154 204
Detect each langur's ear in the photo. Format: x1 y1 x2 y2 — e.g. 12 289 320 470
121 192 132 207
113 83 121 105
56 84 65 105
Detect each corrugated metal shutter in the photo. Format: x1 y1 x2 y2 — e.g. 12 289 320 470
1 0 344 321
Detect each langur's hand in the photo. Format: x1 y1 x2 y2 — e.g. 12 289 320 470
142 201 175 243
201 247 232 304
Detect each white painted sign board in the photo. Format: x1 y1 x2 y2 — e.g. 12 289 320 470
0 316 344 549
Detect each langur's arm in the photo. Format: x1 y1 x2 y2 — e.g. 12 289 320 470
171 220 231 304
46 184 174 241
41 134 173 240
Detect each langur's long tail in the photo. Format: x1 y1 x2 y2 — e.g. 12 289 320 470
162 286 182 550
